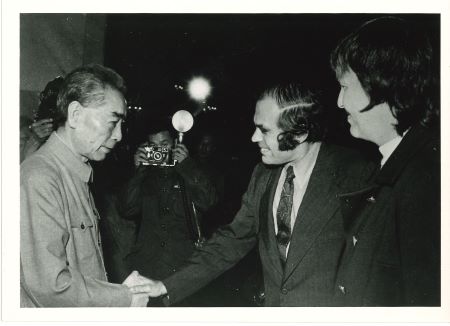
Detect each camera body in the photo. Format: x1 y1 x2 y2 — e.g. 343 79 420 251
143 145 175 166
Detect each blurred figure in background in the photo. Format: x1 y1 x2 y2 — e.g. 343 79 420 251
20 76 63 162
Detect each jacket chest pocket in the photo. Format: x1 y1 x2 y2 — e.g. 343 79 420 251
69 217 97 263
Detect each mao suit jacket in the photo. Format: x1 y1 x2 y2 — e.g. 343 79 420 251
335 124 440 306
163 143 373 306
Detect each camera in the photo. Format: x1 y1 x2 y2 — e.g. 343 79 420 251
142 145 176 166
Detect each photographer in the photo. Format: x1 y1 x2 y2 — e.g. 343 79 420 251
20 77 63 162
118 120 218 304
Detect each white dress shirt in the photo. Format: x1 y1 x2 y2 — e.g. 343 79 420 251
273 142 321 254
379 129 408 167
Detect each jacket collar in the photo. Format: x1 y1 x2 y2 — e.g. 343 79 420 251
376 124 437 186
47 132 93 183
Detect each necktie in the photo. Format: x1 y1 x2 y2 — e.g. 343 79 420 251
276 165 295 264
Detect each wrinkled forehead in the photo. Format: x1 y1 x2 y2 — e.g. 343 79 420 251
93 87 127 114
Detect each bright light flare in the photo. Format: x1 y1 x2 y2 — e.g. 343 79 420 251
188 77 211 101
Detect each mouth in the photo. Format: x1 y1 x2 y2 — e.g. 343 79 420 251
260 148 270 155
101 146 113 152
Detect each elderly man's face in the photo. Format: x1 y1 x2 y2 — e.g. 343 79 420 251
74 87 126 161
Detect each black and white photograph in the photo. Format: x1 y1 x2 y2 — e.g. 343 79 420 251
1 0 449 324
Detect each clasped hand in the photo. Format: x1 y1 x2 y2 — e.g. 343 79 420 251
123 271 168 307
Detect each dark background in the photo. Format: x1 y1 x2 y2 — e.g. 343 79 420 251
103 13 440 166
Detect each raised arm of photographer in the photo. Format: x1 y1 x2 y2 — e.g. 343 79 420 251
134 143 149 167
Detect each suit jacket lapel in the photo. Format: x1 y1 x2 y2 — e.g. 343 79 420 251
284 144 341 280
259 166 284 277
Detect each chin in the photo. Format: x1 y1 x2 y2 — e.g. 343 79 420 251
349 126 361 139
89 153 108 162
261 156 283 166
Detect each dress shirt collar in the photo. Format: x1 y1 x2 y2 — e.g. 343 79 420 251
379 129 409 167
49 132 93 183
285 141 322 179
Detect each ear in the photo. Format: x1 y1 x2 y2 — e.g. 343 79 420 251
295 132 309 145
67 101 83 129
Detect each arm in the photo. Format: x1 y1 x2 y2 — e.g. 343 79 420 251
158 164 267 304
20 164 133 307
20 119 54 162
116 144 149 219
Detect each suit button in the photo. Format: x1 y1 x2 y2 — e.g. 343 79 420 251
338 285 346 294
161 223 166 230
80 223 85 230
281 288 288 295
160 241 166 247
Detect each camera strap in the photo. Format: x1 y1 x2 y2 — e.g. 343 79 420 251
178 177 205 247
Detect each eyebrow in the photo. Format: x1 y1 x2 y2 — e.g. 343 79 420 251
255 123 268 130
112 112 126 119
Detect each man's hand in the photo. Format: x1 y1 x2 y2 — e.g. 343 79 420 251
30 118 53 141
123 270 152 287
129 279 168 298
133 143 148 167
123 271 155 307
173 143 189 163
130 292 150 307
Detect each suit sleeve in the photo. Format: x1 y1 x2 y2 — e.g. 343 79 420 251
20 165 132 307
162 164 266 304
397 147 440 306
175 157 218 212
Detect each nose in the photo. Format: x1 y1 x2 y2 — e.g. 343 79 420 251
112 122 123 142
337 88 345 109
251 128 262 143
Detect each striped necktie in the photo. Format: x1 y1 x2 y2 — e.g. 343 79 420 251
276 165 295 264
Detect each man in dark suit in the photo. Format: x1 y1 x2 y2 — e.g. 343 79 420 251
130 83 373 306
330 16 440 306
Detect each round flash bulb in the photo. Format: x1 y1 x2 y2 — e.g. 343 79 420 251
172 110 194 132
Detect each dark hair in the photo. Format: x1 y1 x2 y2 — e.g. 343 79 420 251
258 83 327 151
330 16 438 134
35 76 65 124
146 117 175 139
56 64 126 126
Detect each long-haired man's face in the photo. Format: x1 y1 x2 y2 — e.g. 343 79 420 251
337 68 398 146
251 96 303 165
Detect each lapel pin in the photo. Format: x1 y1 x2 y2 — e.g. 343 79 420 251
366 196 376 203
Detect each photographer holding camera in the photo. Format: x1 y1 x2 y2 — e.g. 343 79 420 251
118 120 218 305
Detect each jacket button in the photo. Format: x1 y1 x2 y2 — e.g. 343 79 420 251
281 288 288 295
160 241 166 247
338 285 346 294
161 223 166 230
80 223 85 230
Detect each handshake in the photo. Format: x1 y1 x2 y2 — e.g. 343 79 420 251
122 271 168 307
